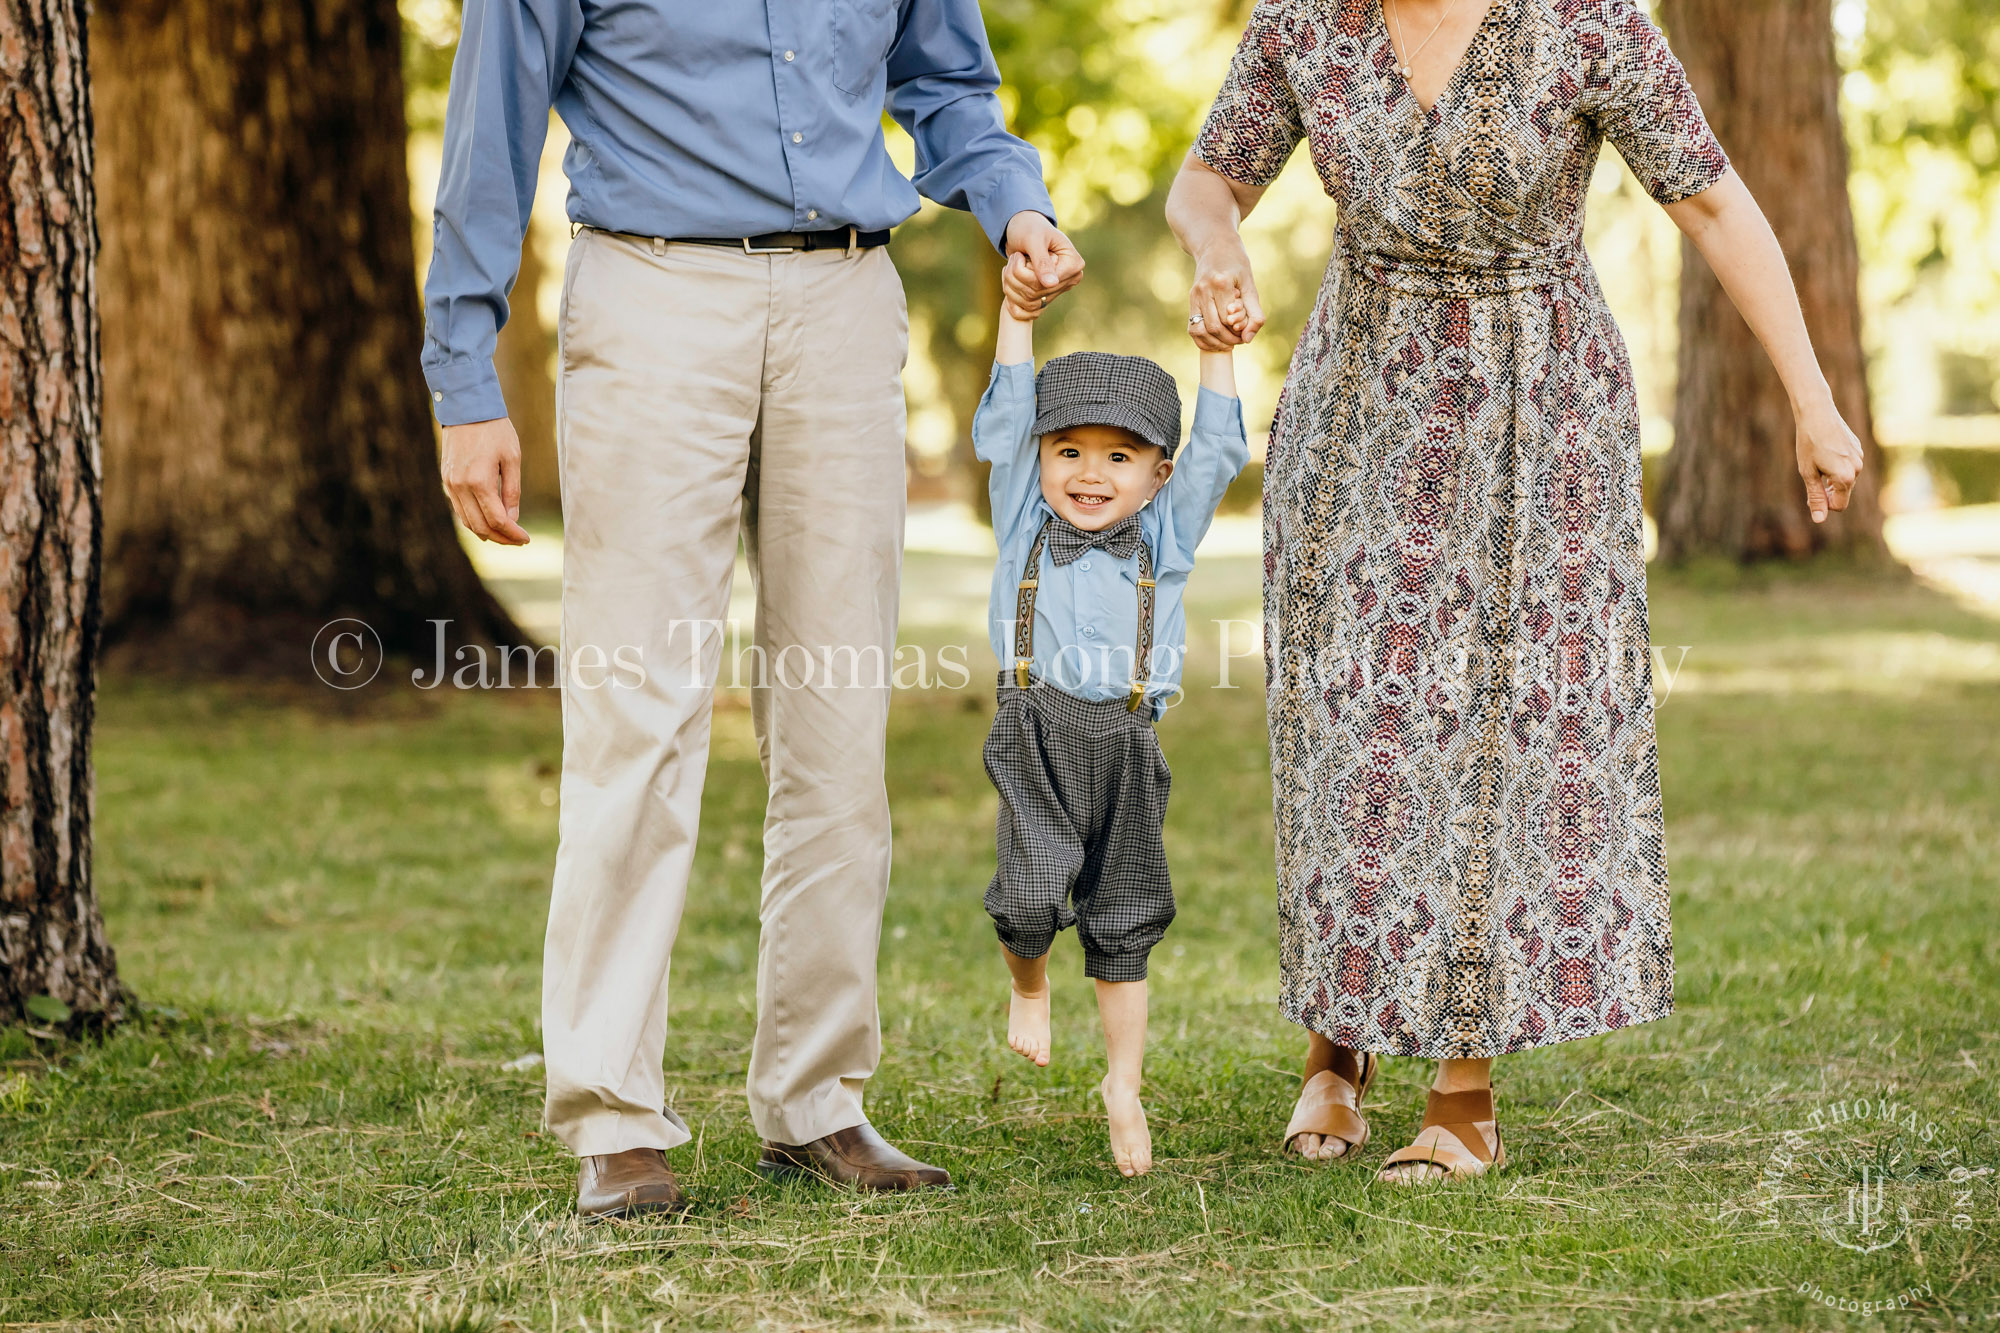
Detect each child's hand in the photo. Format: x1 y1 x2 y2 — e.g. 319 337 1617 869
1192 299 1249 345
1001 253 1053 322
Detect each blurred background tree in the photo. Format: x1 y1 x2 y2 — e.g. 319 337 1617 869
1846 0 2000 428
92 0 522 669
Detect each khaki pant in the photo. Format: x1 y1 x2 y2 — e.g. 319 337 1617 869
542 230 908 1155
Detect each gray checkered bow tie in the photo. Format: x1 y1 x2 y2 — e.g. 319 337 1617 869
1045 514 1142 566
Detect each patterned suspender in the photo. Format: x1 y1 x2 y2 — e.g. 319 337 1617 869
1012 519 1157 713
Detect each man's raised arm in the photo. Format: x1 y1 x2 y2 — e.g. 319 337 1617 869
885 0 1084 318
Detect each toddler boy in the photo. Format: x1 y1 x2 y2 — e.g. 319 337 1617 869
975 269 1249 1176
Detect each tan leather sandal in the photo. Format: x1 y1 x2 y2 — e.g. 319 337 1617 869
1379 1087 1505 1182
1282 1051 1378 1159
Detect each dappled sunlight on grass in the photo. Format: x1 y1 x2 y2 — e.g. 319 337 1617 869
1666 630 2000 696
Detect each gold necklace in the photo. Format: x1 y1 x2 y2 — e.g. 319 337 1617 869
1388 0 1463 80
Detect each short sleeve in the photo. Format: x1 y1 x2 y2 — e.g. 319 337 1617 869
1193 0 1305 188
1583 1 1730 206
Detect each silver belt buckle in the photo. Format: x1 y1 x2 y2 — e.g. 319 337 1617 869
741 235 792 255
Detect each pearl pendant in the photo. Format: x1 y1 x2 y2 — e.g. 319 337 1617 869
1400 64 1412 77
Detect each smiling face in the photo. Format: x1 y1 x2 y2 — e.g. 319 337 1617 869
1037 424 1174 531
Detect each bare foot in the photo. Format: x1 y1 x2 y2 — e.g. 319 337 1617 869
1008 985 1051 1066
1099 1077 1153 1177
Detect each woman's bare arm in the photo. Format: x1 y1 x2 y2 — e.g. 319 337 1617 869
1166 152 1273 352
1662 169 1864 523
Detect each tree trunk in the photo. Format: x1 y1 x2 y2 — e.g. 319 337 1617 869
1654 0 1887 562
0 0 124 1028
92 0 526 670
496 227 559 518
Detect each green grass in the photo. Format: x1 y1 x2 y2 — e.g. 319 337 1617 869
4 560 1999 1330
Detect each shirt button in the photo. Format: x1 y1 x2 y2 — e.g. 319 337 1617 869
1082 626 1096 637
784 50 795 61
807 208 818 220
1078 560 1091 571
432 391 443 402
792 132 803 144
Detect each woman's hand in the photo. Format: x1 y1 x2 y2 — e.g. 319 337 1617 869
1188 235 1265 352
1795 396 1864 524
1168 152 1273 351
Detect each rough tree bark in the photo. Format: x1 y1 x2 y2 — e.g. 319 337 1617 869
495 228 559 518
1 0 124 1028
1655 0 1887 562
92 0 526 669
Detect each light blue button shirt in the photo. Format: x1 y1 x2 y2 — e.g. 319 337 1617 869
974 361 1251 711
422 0 1055 426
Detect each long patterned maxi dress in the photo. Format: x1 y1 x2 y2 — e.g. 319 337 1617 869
1196 0 1730 1057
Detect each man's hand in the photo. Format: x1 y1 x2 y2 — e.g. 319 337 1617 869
1001 211 1084 320
441 416 531 545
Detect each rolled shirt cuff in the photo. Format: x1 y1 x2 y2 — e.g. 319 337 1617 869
425 357 509 426
970 172 1058 253
989 358 1037 395
1191 384 1245 439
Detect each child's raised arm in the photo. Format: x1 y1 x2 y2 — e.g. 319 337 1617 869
1196 299 1248 398
995 302 1034 366
1160 335 1250 558
995 252 1043 366
1199 347 1237 399
975 264 1046 543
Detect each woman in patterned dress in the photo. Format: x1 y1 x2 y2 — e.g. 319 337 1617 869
1166 0 1863 1181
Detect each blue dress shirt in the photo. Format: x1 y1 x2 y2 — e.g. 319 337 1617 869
975 362 1251 713
422 0 1056 426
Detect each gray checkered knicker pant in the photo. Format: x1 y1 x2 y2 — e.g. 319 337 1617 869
983 673 1174 982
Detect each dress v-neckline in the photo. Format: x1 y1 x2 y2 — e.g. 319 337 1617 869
1377 0 1503 119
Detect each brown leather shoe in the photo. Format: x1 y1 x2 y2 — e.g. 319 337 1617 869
758 1123 951 1191
576 1147 690 1220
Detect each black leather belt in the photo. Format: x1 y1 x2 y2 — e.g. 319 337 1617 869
585 224 890 254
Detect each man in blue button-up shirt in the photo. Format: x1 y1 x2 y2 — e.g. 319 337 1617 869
422 0 1079 432
421 0 1082 1215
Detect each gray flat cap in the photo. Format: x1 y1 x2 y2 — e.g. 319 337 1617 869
1032 351 1182 457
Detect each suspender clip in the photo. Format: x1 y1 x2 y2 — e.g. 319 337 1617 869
1012 519 1157 711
